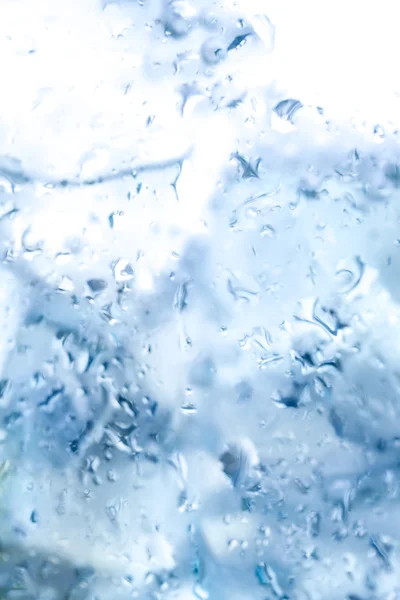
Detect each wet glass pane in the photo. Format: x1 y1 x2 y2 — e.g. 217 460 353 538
0 1 400 598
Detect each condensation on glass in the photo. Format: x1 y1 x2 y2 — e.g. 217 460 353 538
0 0 399 599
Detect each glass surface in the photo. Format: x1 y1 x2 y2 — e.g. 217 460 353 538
0 1 400 598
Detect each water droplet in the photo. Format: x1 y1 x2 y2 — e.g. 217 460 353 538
55 251 71 265
255 563 285 598
232 153 261 179
0 176 14 195
174 281 189 312
227 278 258 302
385 162 400 185
227 33 250 52
30 510 38 523
0 379 9 401
112 258 134 283
21 226 43 253
164 1 197 37
274 99 303 121
370 535 392 569
307 511 321 537
74 348 90 374
272 99 303 132
181 402 197 415
373 124 385 140
312 298 344 336
260 224 275 238
108 211 124 229
220 440 258 487
87 278 108 294
0 460 10 482
57 276 74 292
201 37 226 65
335 256 364 294
251 14 275 50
